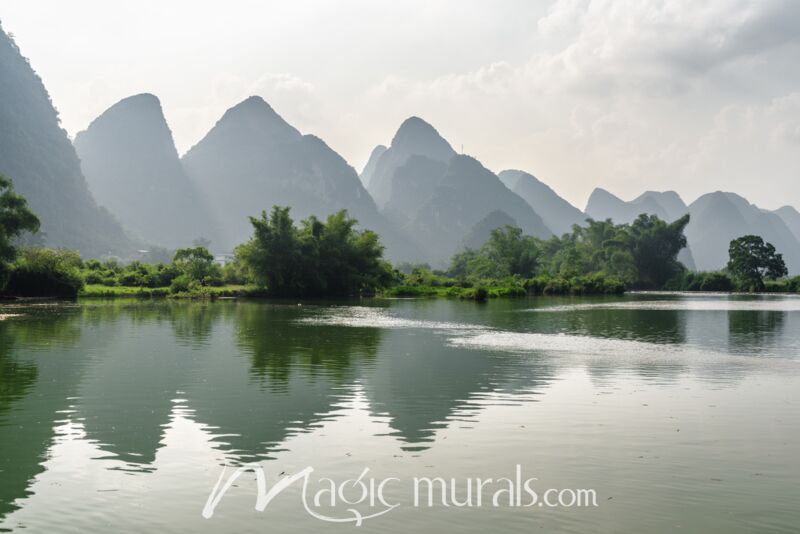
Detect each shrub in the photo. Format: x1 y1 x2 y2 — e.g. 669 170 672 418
169 274 194 294
699 272 734 292
4 248 84 297
473 286 489 302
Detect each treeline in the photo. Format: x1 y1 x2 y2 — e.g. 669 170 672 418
389 214 690 298
393 217 796 298
1 172 798 299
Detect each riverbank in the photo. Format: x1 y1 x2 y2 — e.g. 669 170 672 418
78 274 627 300
79 284 266 299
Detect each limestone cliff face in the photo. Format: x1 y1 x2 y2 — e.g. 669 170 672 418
499 169 585 236
688 192 800 274
74 93 218 249
182 96 413 258
0 24 134 257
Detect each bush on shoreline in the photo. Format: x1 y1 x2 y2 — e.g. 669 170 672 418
3 248 84 298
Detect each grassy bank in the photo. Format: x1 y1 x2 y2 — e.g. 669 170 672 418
382 273 626 300
79 284 264 299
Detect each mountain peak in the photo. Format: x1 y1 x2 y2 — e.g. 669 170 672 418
360 144 388 187
225 95 281 118
76 93 169 142
586 187 624 211
118 92 160 106
588 187 618 199
191 96 301 150
390 116 455 160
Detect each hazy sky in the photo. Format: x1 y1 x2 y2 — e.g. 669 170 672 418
2 0 799 209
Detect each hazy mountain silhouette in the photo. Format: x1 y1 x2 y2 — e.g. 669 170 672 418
74 94 218 249
0 24 134 257
460 210 517 250
366 117 456 210
585 188 696 269
687 192 800 274
359 144 387 188
499 170 585 235
383 155 448 226
774 206 800 243
585 188 671 223
634 191 689 221
182 96 412 257
407 155 552 263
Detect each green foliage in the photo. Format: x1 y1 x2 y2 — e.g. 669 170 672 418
169 274 195 294
0 175 40 289
173 246 222 286
627 214 690 288
79 283 259 299
446 213 690 291
221 257 250 285
82 258 180 288
472 286 489 302
237 206 393 296
727 235 788 292
394 262 432 275
665 271 735 292
3 248 84 297
524 273 625 296
449 226 540 279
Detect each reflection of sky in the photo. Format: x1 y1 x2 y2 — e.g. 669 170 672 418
2 296 800 532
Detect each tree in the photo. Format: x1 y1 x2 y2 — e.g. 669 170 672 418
0 175 40 290
237 206 302 294
4 248 84 297
172 246 221 285
446 225 540 279
237 206 392 296
627 214 690 289
727 235 788 291
484 225 539 278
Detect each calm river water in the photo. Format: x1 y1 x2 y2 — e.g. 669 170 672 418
0 293 798 533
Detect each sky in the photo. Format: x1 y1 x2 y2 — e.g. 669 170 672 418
1 0 798 210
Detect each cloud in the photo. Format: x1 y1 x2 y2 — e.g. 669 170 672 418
361 0 800 208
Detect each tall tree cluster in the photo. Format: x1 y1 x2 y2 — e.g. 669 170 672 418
236 207 393 296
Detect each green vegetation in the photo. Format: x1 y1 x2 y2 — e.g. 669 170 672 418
664 236 793 293
0 175 40 291
4 248 84 297
391 215 684 299
235 207 393 297
665 271 736 292
727 235 788 292
2 178 798 299
79 246 247 298
79 284 260 299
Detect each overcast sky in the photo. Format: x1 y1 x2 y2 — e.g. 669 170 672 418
2 0 798 209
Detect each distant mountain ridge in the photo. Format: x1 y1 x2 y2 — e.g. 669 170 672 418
366 117 456 211
687 192 800 274
460 210 518 250
586 187 673 224
361 117 552 263
498 170 586 236
181 96 413 258
585 187 699 269
3 18 798 271
774 206 800 243
584 186 800 274
74 93 218 249
0 23 135 257
359 145 387 188
407 155 551 263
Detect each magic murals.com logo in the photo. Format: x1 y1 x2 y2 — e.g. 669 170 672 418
203 464 598 525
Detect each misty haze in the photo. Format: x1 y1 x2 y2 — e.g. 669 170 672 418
0 2 799 533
